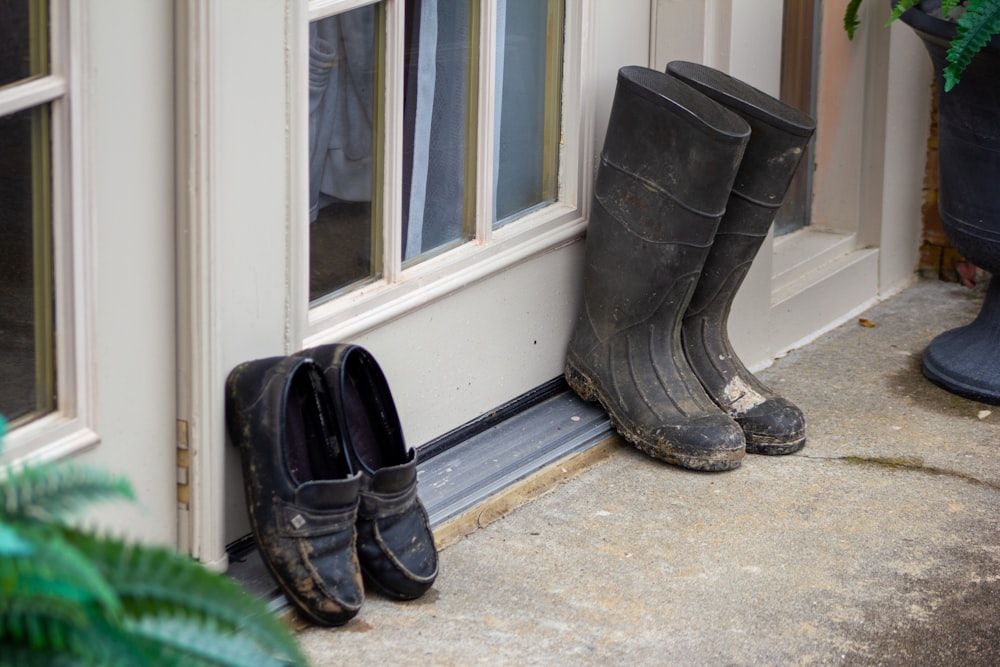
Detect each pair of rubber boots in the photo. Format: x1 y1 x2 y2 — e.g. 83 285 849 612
565 62 815 472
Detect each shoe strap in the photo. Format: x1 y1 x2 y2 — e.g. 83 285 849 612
274 496 359 538
358 483 417 520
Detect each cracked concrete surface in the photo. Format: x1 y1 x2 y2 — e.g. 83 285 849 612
298 278 1000 665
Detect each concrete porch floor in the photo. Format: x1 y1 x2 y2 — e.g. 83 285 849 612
298 278 1000 665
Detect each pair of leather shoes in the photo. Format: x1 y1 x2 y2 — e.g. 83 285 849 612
226 344 438 626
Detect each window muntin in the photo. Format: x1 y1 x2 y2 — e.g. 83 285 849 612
307 0 566 307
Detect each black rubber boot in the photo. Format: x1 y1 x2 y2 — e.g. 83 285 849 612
666 61 816 455
565 66 750 472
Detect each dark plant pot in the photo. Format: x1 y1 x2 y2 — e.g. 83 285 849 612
899 1 1000 405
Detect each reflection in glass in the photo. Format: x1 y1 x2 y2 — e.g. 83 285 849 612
402 0 475 262
0 106 54 425
309 6 380 304
494 0 562 226
0 1 48 89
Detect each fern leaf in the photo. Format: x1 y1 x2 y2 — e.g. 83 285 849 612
942 0 963 14
1 463 134 522
127 615 297 667
1 609 149 667
1 595 91 647
887 0 922 25
0 522 33 556
0 648 82 666
944 0 1000 90
844 0 865 39
62 532 307 666
0 531 125 662
0 528 122 619
0 644 92 666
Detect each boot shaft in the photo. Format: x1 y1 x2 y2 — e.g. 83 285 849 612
603 66 750 224
666 61 815 322
665 61 815 236
578 67 751 342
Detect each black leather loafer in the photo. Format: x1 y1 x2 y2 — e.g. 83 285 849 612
226 355 364 626
299 344 439 600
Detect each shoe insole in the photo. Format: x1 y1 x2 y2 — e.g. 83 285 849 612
342 368 400 473
286 366 349 483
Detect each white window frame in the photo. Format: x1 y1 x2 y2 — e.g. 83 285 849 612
0 0 98 467
296 0 593 346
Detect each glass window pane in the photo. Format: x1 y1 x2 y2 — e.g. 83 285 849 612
494 0 562 226
402 0 476 263
0 1 48 89
0 105 55 425
309 5 381 304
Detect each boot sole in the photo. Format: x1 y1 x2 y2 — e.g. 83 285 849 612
565 360 743 472
745 434 806 456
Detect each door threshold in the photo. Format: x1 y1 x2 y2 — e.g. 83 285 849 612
226 380 612 608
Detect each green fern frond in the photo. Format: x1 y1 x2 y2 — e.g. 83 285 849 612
1 606 126 664
945 0 1000 90
0 528 122 618
127 616 296 667
942 0 964 14
0 644 92 666
1 419 306 666
1 595 92 648
0 523 33 556
1 531 124 660
845 0 865 39
62 532 307 665
887 0 922 26
1 463 134 522
1 608 147 667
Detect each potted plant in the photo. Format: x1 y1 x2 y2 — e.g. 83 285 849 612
845 0 1000 90
846 0 1000 406
0 416 308 666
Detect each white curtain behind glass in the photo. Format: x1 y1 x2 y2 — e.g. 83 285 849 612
402 0 471 260
308 9 375 222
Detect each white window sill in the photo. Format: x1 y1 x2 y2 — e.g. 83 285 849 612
304 203 587 346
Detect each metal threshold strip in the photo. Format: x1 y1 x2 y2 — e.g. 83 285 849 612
226 379 611 605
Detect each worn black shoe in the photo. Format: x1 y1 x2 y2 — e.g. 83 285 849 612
226 356 364 626
300 344 439 600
